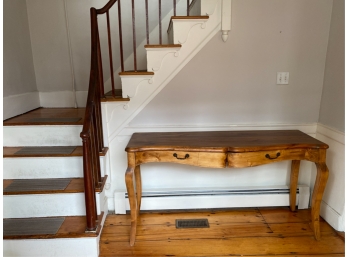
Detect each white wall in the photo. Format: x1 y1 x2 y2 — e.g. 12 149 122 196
3 0 40 120
130 0 333 126
319 0 345 133
107 0 333 204
316 0 345 231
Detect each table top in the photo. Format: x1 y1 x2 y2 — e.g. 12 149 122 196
125 130 328 153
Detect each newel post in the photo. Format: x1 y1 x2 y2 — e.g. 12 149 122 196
221 0 232 42
81 133 98 232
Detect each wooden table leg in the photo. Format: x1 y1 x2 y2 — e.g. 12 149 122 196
134 165 142 216
125 152 138 246
289 160 301 211
311 162 329 240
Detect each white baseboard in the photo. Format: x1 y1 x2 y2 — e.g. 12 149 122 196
39 91 88 108
321 200 345 231
3 92 40 120
316 123 344 143
3 91 88 119
39 91 75 107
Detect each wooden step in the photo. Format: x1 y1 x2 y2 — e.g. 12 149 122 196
119 71 155 76
171 15 209 20
3 176 107 195
102 89 130 102
3 146 108 158
167 15 209 33
3 108 85 126
144 44 182 48
3 212 104 239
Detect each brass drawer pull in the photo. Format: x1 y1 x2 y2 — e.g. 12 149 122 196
265 152 281 160
173 153 190 160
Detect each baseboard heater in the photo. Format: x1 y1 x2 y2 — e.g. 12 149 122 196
114 185 310 214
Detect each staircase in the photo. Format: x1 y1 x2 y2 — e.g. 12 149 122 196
3 108 109 257
103 0 224 140
3 0 229 256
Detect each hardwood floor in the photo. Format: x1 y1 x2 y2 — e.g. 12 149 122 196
99 207 345 257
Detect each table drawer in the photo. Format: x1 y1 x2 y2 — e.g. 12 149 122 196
135 151 227 168
228 149 307 168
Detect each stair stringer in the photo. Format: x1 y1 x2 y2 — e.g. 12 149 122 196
103 0 222 144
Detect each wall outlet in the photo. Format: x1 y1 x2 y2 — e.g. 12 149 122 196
277 72 289 84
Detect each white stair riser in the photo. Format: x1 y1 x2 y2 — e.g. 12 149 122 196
3 125 83 146
120 75 154 98
3 190 106 218
146 47 181 72
171 19 209 44
3 155 108 179
4 237 100 257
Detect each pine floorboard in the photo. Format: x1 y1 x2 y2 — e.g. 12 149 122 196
99 207 345 257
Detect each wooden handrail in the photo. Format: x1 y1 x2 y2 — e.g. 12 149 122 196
82 0 193 232
96 0 117 14
80 6 107 232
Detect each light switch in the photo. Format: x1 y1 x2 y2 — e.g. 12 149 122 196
277 72 289 85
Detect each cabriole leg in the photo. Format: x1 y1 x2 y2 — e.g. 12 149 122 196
312 162 329 240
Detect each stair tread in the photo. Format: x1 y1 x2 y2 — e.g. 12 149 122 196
119 71 155 76
102 89 130 102
3 176 107 195
104 89 122 97
171 15 209 19
144 44 182 48
3 212 104 239
3 146 108 157
3 108 85 126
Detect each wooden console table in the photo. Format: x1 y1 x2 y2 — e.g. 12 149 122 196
125 130 329 246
